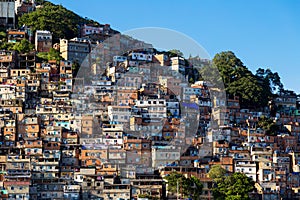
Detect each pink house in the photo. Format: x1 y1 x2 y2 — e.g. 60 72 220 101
81 24 103 37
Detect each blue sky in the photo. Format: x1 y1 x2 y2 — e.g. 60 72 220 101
50 0 300 93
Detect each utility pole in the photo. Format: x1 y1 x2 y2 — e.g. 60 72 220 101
177 179 179 200
180 178 183 200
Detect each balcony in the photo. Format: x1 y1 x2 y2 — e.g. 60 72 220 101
7 156 30 162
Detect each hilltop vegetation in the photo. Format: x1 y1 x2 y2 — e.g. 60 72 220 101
211 51 284 109
18 1 102 42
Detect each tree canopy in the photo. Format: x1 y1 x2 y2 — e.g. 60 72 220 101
257 116 279 135
213 172 255 200
168 49 184 57
257 115 291 136
212 51 284 109
256 68 283 93
0 31 6 40
208 165 226 183
165 171 203 199
37 48 63 62
11 39 35 53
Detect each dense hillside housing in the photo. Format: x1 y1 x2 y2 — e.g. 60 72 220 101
0 1 298 200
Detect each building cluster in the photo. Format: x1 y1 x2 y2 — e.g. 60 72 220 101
0 1 299 200
0 34 300 200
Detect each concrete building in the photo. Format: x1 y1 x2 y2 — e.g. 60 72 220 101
35 30 52 52
7 30 26 43
152 145 181 168
107 105 131 124
170 56 185 74
235 160 257 181
15 0 35 16
81 24 104 37
60 38 91 65
0 0 15 28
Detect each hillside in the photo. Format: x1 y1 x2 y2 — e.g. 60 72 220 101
15 1 295 110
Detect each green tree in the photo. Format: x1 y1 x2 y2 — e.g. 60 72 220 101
72 61 80 77
226 75 264 108
0 31 9 49
257 115 280 135
189 175 203 200
0 41 14 50
255 68 284 109
213 51 247 88
0 31 6 40
11 39 34 53
214 172 255 200
188 77 194 83
165 172 203 199
198 63 224 89
212 51 267 108
37 48 63 61
256 68 283 92
208 165 226 183
168 49 184 57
